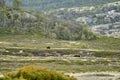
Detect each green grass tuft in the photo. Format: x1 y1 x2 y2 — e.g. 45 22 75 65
0 65 76 80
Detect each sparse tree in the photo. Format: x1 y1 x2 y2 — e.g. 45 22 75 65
13 0 22 10
0 0 5 8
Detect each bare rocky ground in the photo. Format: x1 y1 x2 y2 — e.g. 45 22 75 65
66 72 120 80
0 73 4 78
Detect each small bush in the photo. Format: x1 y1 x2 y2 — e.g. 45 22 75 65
0 65 76 80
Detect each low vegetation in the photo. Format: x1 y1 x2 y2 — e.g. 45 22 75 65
0 54 120 73
0 65 76 80
0 1 120 80
0 35 119 50
0 34 120 73
116 78 120 80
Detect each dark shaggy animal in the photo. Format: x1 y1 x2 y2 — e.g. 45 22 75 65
46 46 51 49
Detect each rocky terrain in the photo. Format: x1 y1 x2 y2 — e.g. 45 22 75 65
46 1 120 37
66 72 120 80
92 22 120 37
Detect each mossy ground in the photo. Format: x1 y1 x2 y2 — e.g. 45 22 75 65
0 34 120 50
0 35 120 73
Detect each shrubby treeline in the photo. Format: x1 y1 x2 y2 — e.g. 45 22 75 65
0 2 96 40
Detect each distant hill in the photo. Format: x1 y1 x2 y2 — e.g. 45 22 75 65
46 1 120 37
3 0 120 38
0 6 96 40
6 0 120 10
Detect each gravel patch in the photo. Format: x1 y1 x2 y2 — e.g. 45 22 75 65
66 72 120 80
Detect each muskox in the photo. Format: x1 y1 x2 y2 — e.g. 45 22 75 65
46 46 51 49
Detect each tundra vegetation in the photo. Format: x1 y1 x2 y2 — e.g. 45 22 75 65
0 0 120 80
0 65 76 80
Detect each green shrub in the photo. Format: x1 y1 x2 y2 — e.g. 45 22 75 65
0 65 76 80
